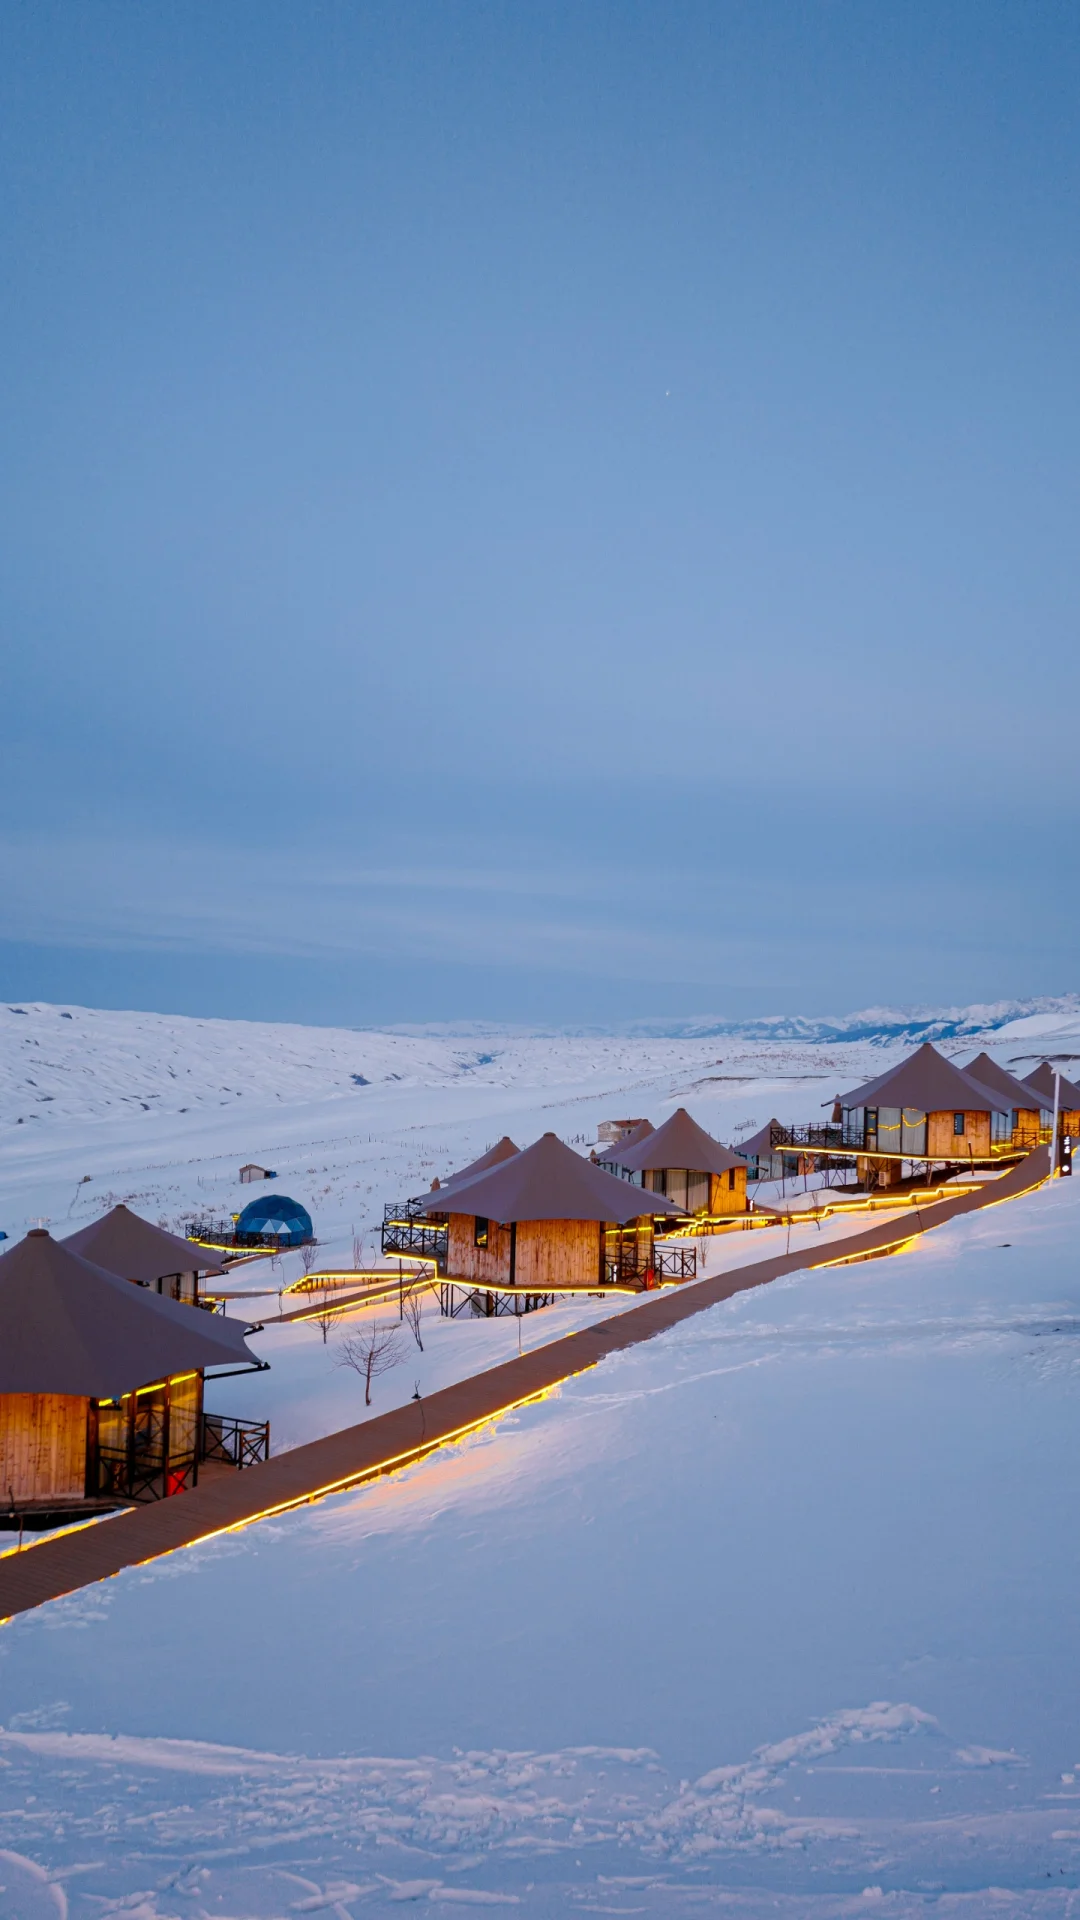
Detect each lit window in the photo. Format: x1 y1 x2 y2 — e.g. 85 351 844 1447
474 1217 489 1249
953 1113 965 1136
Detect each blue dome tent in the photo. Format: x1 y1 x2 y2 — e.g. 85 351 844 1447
235 1194 313 1247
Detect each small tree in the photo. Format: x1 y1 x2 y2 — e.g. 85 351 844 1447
300 1241 318 1279
337 1322 403 1407
310 1282 338 1345
402 1280 425 1353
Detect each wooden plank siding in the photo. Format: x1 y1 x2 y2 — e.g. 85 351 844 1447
709 1166 748 1215
515 1219 602 1289
446 1215 513 1286
927 1110 992 1160
447 1215 605 1288
0 1394 88 1502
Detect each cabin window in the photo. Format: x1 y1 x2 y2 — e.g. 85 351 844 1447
474 1217 489 1249
953 1113 965 1136
865 1108 878 1139
728 1168 737 1190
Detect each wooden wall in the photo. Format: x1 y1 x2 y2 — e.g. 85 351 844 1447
0 1394 88 1502
927 1110 991 1160
447 1214 512 1286
709 1166 748 1214
447 1214 605 1288
516 1219 602 1289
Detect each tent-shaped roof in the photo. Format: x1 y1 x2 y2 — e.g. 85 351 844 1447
64 1203 226 1282
1023 1061 1080 1108
422 1131 683 1224
0 1230 256 1398
961 1053 1049 1112
595 1119 655 1165
732 1119 785 1158
614 1107 744 1177
837 1042 1009 1116
417 1136 520 1201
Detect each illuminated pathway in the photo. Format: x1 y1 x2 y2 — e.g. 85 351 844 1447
0 1147 1050 1623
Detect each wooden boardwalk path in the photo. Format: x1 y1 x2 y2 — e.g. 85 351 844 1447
0 1148 1048 1622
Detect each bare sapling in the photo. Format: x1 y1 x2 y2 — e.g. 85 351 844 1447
300 1240 318 1279
337 1322 403 1407
402 1280 424 1352
311 1282 338 1345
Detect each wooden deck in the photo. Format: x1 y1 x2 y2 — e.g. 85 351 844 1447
0 1148 1049 1622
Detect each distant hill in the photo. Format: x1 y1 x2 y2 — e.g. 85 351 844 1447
385 994 1080 1046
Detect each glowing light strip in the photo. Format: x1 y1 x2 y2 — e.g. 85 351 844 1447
811 1234 921 1268
0 1507 134 1561
282 1259 433 1297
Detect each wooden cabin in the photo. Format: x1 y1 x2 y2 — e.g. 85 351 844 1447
1023 1063 1080 1145
836 1042 1011 1188
64 1202 227 1306
961 1053 1052 1154
424 1131 683 1291
0 1229 259 1526
611 1108 749 1216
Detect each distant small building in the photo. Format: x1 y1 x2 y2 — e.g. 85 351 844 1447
0 1229 259 1525
64 1203 227 1306
234 1194 313 1247
240 1164 277 1184
597 1119 647 1145
611 1108 749 1216
594 1119 654 1172
423 1130 683 1290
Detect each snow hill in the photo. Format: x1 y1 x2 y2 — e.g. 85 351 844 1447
2 993 1078 1132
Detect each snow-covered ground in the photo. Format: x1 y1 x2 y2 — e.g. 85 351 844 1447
1 1000 1078 1916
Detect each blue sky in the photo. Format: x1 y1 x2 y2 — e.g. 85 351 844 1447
1 2 1077 1025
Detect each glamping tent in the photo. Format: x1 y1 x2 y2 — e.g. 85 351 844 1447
1023 1062 1080 1141
383 1139 521 1259
0 1229 259 1523
423 1130 683 1290
836 1042 1009 1185
64 1203 226 1306
960 1053 1051 1153
734 1119 805 1185
423 1136 520 1202
611 1107 749 1215
234 1193 313 1247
